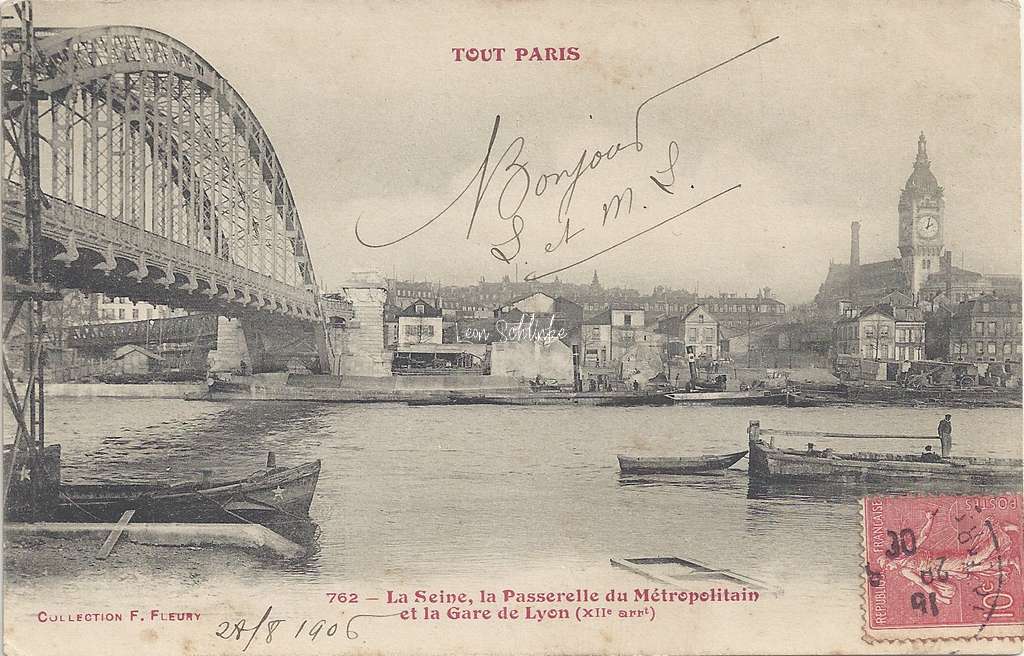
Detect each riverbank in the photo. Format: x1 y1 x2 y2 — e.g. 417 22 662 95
3 532 270 588
39 377 1023 408
45 383 206 399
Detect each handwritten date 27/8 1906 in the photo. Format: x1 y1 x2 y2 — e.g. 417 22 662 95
354 36 779 282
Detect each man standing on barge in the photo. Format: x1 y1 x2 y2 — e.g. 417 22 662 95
937 414 952 457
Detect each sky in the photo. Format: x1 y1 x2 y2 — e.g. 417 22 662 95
41 0 1022 304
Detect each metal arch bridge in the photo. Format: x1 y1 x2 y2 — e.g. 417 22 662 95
2 17 332 368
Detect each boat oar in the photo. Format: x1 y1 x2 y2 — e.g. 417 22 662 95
96 509 136 560
759 429 938 441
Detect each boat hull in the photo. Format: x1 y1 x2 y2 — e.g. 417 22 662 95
50 460 322 524
665 390 788 405
617 451 748 475
748 438 1021 487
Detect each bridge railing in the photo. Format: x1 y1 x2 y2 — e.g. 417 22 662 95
64 313 219 348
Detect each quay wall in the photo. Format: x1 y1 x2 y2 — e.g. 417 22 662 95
44 376 528 401
45 383 206 398
283 374 524 391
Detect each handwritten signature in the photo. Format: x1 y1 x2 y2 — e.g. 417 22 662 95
354 36 778 281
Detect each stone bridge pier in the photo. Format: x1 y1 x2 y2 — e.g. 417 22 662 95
211 315 329 374
321 273 390 377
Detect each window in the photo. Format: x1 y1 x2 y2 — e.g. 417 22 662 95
705 345 714 355
591 327 600 338
404 326 418 336
988 342 997 355
704 327 715 341
1003 343 1013 356
422 326 434 338
416 303 425 315
975 322 985 335
864 326 874 338
688 328 697 341
880 326 889 337
623 314 632 326
881 344 889 359
118 309 125 319
982 303 991 312
976 342 985 355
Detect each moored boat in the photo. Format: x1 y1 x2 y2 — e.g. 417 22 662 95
784 391 829 407
4 445 322 540
596 391 679 407
51 457 322 525
617 450 748 475
665 389 788 406
746 420 1022 487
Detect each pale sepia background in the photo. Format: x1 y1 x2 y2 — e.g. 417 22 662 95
4 1 1022 654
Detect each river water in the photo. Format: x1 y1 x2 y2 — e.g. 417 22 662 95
5 399 1022 652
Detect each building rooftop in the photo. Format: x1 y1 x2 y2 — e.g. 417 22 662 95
398 298 442 318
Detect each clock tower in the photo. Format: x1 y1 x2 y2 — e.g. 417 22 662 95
898 132 944 297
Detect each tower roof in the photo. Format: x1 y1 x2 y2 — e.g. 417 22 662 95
904 132 941 195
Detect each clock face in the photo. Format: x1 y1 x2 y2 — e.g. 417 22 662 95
916 216 939 239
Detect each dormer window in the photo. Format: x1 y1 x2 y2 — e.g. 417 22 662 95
416 303 425 315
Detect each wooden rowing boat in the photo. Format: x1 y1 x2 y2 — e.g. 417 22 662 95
51 458 322 524
617 450 748 475
664 389 788 406
746 421 1022 487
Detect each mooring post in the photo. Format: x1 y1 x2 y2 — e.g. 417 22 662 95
266 451 276 469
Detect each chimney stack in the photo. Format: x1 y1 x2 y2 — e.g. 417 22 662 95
943 250 953 299
850 221 861 268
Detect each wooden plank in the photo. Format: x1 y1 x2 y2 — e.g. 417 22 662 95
96 509 135 560
611 557 772 590
760 429 937 440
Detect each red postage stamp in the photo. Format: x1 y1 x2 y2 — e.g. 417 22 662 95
861 494 1024 642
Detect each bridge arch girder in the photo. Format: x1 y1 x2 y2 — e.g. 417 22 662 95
5 25 321 304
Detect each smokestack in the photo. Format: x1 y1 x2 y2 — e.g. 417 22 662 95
943 250 953 298
850 221 861 268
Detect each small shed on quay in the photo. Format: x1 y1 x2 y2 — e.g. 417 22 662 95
112 344 164 375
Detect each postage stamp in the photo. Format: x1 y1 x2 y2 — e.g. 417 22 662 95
861 494 1024 642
